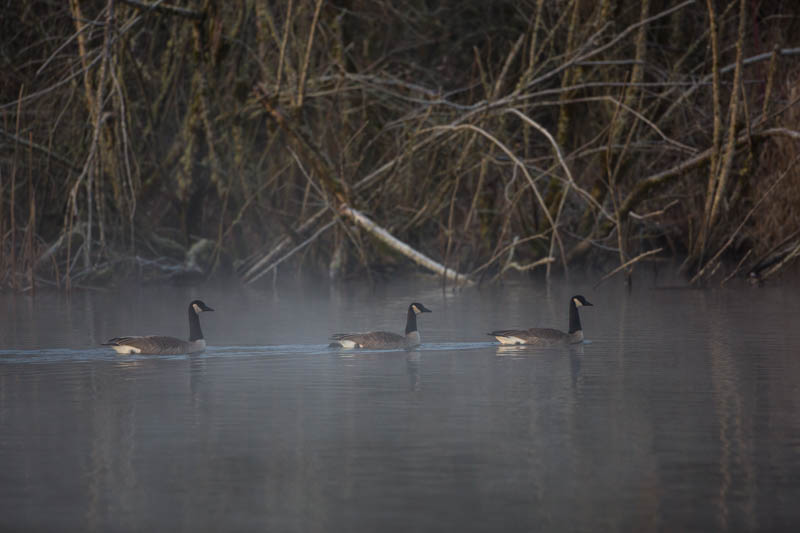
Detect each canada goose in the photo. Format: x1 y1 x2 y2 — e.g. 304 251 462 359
329 302 432 349
103 300 214 354
488 295 593 345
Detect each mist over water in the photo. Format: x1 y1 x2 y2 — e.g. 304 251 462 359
2 277 800 531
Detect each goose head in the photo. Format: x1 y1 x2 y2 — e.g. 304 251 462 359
190 300 215 314
571 295 593 307
410 303 432 314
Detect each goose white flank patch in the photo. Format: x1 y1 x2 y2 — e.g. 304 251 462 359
488 295 593 345
103 300 214 355
329 302 432 349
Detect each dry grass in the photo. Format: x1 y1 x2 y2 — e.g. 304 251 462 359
1 0 800 289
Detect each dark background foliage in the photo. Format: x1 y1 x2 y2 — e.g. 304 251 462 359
1 0 799 289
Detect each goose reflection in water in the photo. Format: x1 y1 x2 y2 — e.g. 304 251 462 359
406 351 421 391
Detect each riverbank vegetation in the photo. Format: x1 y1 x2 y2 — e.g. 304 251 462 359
1 0 799 290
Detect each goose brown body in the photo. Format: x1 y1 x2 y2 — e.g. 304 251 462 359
329 303 431 349
329 330 408 349
488 327 580 346
103 335 207 355
489 295 593 346
103 300 214 355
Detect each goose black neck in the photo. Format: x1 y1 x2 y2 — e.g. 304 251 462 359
188 307 204 341
568 300 582 334
405 306 418 335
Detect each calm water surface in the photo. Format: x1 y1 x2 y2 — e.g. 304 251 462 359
1 278 800 532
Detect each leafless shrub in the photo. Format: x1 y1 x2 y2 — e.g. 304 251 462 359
1 0 799 289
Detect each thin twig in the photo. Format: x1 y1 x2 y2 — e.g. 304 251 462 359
245 220 337 285
296 0 324 108
118 0 204 20
594 248 663 288
721 249 752 286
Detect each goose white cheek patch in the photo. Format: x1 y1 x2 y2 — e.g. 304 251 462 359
193 303 202 313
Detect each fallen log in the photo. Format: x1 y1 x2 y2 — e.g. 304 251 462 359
340 205 472 286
